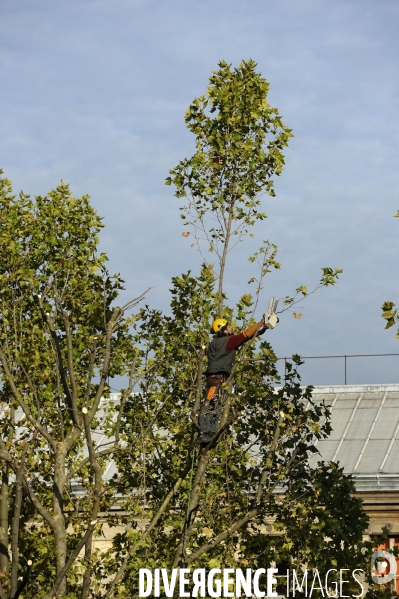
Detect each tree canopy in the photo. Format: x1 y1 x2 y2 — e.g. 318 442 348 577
0 60 385 599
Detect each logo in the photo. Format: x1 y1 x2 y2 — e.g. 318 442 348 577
371 550 397 584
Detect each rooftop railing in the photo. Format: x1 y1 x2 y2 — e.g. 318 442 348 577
277 353 399 385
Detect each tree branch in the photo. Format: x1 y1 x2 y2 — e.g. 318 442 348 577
190 348 205 429
14 356 41 419
119 288 152 314
0 406 14 574
115 354 138 443
80 408 102 599
0 449 55 527
10 443 28 598
44 409 103 599
172 448 210 567
37 295 80 428
13 560 33 599
41 519 98 599
83 340 97 405
186 508 259 564
255 413 284 504
60 310 80 424
66 446 126 482
89 306 122 424
0 346 56 450
217 210 234 317
104 458 193 599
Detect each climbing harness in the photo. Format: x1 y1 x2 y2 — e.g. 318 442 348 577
198 374 226 445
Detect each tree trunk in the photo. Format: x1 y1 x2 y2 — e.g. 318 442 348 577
0 407 14 576
172 449 210 567
53 446 67 597
0 463 9 573
10 465 23 598
81 539 92 599
217 210 233 317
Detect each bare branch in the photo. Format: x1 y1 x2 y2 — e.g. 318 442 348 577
120 288 152 313
13 560 33 599
217 210 234 317
80 408 102 599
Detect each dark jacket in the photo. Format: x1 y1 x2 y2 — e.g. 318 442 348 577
206 321 266 378
206 336 236 377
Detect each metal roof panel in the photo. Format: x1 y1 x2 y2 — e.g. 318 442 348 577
328 406 355 440
344 407 379 440
370 407 399 440
380 439 399 473
334 439 365 471
354 439 391 473
311 440 339 463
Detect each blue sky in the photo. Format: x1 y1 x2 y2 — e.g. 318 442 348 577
1 0 399 385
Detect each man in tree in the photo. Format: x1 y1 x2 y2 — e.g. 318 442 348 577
198 312 278 444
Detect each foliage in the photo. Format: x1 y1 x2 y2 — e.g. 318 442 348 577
0 172 148 598
381 212 399 337
166 59 293 316
381 300 399 336
0 60 378 599
105 60 368 597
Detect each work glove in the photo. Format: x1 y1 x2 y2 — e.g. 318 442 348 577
264 312 278 329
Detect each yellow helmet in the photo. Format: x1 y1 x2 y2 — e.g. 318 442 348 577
212 318 228 333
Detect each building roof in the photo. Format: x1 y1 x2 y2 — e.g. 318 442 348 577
5 386 398 494
311 384 399 491
94 386 399 492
